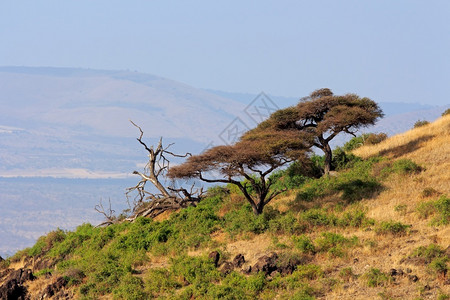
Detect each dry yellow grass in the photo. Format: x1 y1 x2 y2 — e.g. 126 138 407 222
323 114 450 299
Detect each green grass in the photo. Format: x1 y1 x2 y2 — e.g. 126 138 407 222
375 221 411 236
363 268 390 287
416 195 450 226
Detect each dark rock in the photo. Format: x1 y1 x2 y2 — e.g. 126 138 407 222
353 258 359 263
406 268 412 274
39 276 67 298
7 269 34 284
397 269 404 276
0 268 12 279
277 256 302 276
389 269 397 276
33 258 56 271
232 254 245 268
0 279 29 300
243 266 252 274
408 275 419 282
208 251 220 268
252 252 278 275
423 284 431 291
220 262 234 275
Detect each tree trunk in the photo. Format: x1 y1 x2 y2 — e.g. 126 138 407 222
323 143 332 175
252 204 264 215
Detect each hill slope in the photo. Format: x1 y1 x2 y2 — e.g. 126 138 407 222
1 114 449 299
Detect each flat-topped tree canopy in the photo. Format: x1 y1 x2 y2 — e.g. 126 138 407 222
250 88 384 175
168 129 311 215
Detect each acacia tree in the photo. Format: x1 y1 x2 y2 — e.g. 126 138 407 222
252 88 383 175
168 130 311 215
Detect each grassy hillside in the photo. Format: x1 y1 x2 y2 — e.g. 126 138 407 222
1 115 449 299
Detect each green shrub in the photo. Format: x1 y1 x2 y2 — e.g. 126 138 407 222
433 195 450 225
292 158 382 206
112 273 147 300
344 134 370 151
375 221 411 236
391 159 422 175
416 195 450 225
332 147 361 171
293 264 324 280
417 201 436 219
429 257 449 276
315 232 358 257
268 212 305 234
442 108 450 117
223 204 280 236
411 244 446 263
364 268 390 287
338 208 375 227
144 268 180 298
300 208 338 227
292 235 316 254
414 120 430 128
170 255 220 294
28 228 66 257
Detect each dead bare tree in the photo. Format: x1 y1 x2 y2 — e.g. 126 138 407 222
124 121 205 221
95 198 116 227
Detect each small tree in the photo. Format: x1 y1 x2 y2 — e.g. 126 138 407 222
252 88 383 175
169 130 310 215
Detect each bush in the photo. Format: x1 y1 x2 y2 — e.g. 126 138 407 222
375 221 411 236
292 264 324 280
364 268 390 287
433 195 450 225
344 134 370 151
268 212 305 235
332 147 361 171
429 257 449 276
416 195 450 225
292 235 316 254
365 133 387 145
391 159 422 175
442 108 450 117
411 244 446 263
343 133 387 152
414 120 430 128
292 158 382 205
417 201 436 219
315 232 358 257
223 204 279 236
300 208 338 227
338 208 375 227
112 274 147 300
144 268 180 298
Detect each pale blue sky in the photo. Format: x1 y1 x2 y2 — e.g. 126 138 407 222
1 0 449 105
